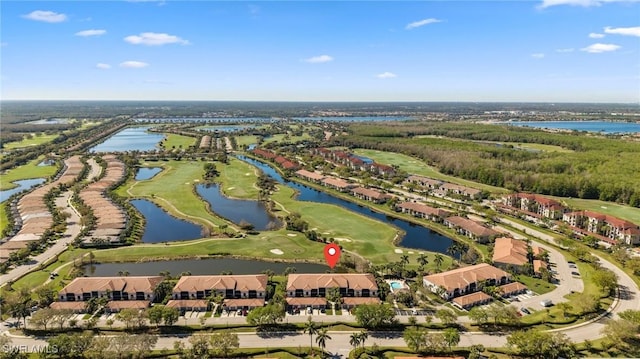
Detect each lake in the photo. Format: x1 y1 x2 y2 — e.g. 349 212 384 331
503 121 640 134
196 183 281 231
82 257 329 276
293 116 413 122
0 178 46 203
197 125 254 132
89 127 165 152
238 156 455 254
130 199 203 243
135 167 162 180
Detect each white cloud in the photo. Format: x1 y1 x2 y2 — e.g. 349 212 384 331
248 4 260 15
96 63 111 69
22 10 67 23
76 29 107 37
604 26 640 37
376 72 397 79
539 0 640 8
304 55 334 63
581 43 621 53
531 53 545 59
589 33 605 38
124 32 189 46
556 48 574 53
119 61 149 68
406 18 442 30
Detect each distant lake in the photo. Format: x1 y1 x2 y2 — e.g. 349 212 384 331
135 167 162 180
197 125 254 132
503 121 640 134
136 117 274 123
294 116 413 122
131 199 203 243
0 178 46 202
28 118 70 125
82 258 329 276
89 127 165 152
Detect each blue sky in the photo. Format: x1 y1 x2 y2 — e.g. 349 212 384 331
1 1 639 102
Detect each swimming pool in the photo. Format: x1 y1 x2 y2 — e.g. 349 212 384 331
390 281 404 290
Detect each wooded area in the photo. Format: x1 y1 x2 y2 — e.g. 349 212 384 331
337 122 640 207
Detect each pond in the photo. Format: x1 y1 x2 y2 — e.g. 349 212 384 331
196 183 281 231
89 127 165 153
82 258 329 276
0 178 46 203
135 167 162 180
238 156 455 254
293 116 413 122
130 199 204 243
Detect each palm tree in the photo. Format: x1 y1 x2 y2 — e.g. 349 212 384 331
349 332 360 351
303 316 318 354
400 254 409 270
357 330 368 349
416 253 428 270
434 254 444 271
315 328 331 357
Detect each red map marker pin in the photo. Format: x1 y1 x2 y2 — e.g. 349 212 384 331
324 243 341 269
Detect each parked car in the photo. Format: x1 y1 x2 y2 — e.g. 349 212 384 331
571 271 580 276
540 299 553 307
306 307 313 315
521 307 531 314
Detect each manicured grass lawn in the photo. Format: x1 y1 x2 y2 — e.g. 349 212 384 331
0 205 7 234
235 135 259 147
0 156 58 190
160 133 196 150
550 196 640 226
217 158 259 200
514 275 555 295
3 133 58 150
263 133 311 144
353 148 508 193
92 232 328 263
119 159 227 229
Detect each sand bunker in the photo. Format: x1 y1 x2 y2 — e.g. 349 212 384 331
287 233 297 237
228 187 235 190
394 249 403 254
333 237 352 242
270 249 284 255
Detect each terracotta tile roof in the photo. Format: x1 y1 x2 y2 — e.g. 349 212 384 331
406 175 442 187
342 297 381 306
452 291 492 307
50 302 87 311
446 216 499 238
423 263 510 292
440 183 481 195
287 273 378 291
286 297 327 306
106 300 150 310
295 169 325 181
173 275 267 293
397 202 451 218
223 298 265 308
321 177 353 189
498 282 527 295
166 300 209 309
60 276 163 296
351 187 390 200
533 260 547 273
492 237 529 266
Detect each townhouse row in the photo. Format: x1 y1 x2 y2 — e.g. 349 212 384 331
49 273 381 313
501 192 640 245
1 156 84 263
311 148 396 177
296 169 391 203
